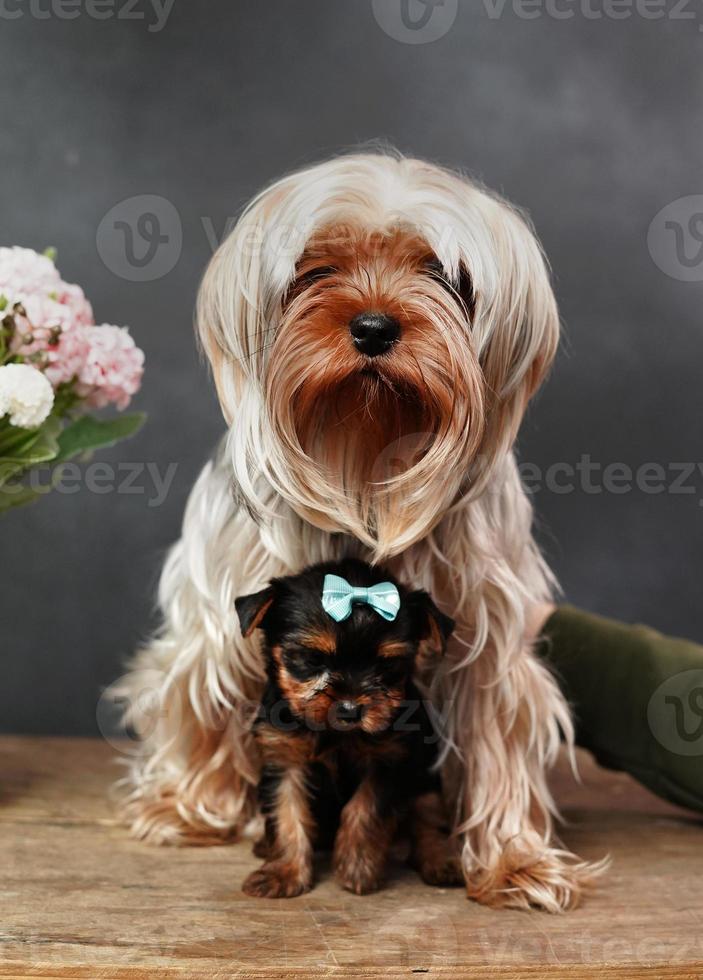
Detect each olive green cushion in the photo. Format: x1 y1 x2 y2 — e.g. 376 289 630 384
539 606 703 813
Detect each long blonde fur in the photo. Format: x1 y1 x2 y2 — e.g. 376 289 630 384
118 152 605 910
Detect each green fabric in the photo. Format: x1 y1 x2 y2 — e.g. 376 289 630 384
539 606 703 813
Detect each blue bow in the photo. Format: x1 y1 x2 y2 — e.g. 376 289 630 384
321 573 401 623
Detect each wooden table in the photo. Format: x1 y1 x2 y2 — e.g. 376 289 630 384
1 737 701 979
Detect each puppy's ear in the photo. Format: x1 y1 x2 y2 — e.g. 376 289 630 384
235 586 275 638
410 591 455 664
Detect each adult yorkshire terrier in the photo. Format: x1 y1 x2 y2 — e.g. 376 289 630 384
236 558 460 898
122 150 603 911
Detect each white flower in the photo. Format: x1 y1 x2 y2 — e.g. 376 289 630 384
0 363 55 428
0 246 60 300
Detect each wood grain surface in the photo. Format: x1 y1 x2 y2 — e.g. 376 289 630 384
1 736 701 979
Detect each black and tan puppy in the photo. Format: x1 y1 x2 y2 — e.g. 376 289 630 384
235 558 462 898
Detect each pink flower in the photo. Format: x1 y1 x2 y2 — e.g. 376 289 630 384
8 307 50 360
56 282 94 327
11 279 93 334
77 325 145 410
18 293 82 334
44 327 91 387
1 248 143 408
8 299 91 384
0 246 94 339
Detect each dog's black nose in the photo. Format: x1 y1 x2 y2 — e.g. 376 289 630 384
349 312 400 357
335 701 363 724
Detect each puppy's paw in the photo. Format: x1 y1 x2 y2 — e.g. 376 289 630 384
242 861 311 899
252 835 275 859
418 853 464 887
334 855 384 895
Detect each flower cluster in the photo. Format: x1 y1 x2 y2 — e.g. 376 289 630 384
0 246 144 428
0 362 55 429
0 247 146 514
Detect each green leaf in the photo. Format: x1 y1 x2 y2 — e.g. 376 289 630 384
0 423 42 459
0 417 61 460
55 412 146 462
0 295 7 312
51 383 81 417
0 413 147 513
0 418 61 487
43 246 57 262
0 481 47 513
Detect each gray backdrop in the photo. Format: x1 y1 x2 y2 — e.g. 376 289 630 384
2 1 702 735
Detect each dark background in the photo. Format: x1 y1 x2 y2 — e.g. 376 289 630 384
2 1 702 735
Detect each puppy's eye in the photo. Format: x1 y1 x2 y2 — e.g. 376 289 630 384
282 649 329 680
373 661 409 689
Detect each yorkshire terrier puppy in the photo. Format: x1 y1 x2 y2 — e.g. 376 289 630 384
235 558 461 898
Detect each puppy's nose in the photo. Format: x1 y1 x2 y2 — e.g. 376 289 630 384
349 312 400 357
336 701 363 724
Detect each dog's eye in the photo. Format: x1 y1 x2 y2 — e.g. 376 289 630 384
424 257 451 286
304 265 336 280
424 258 474 315
289 265 336 293
282 649 329 680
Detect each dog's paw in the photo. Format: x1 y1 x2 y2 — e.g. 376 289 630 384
242 861 311 899
418 853 464 887
465 846 608 912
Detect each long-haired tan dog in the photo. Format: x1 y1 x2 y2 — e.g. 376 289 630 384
121 151 604 911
